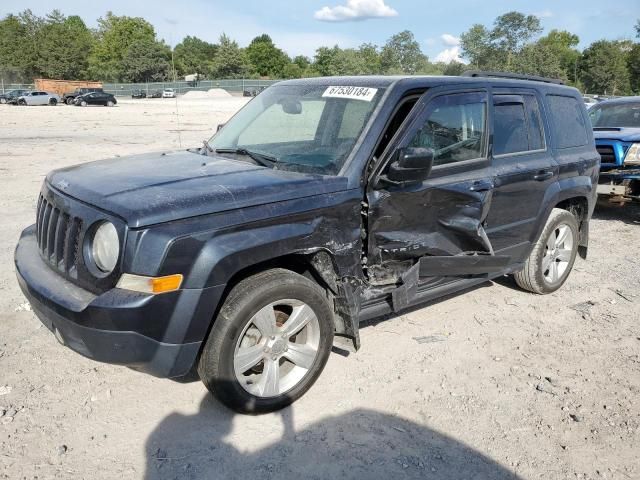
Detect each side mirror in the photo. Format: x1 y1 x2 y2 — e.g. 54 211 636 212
386 147 434 183
217 123 225 132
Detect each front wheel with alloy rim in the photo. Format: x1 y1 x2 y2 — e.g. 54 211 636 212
198 269 334 413
514 208 579 294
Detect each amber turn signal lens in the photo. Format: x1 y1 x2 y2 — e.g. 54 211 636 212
116 273 183 294
151 274 183 294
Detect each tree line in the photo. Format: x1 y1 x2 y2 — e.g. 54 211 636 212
0 9 638 95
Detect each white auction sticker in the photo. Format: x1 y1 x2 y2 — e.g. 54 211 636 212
322 86 378 102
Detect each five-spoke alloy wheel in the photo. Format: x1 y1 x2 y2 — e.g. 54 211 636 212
198 269 334 413
515 208 579 294
233 299 321 398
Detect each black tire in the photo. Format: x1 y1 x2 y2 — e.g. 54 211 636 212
198 268 334 414
49 98 57 106
66 97 74 105
18 99 26 106
81 100 88 107
514 208 579 294
107 100 114 107
0 98 6 104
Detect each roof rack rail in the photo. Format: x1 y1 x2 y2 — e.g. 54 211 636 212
462 70 565 85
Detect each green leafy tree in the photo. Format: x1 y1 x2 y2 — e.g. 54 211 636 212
245 34 289 77
460 12 542 71
173 36 217 77
537 30 580 83
460 24 493 68
511 43 565 79
441 61 466 76
121 39 171 82
0 14 32 81
211 34 250 79
627 43 640 93
380 30 429 74
313 45 378 76
88 12 156 81
37 11 94 79
581 40 631 95
358 43 382 74
490 11 542 68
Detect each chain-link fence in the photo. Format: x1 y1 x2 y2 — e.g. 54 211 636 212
0 82 34 93
103 79 280 97
1 79 281 96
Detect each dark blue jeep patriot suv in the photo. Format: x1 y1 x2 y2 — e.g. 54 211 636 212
15 72 599 413
589 96 640 204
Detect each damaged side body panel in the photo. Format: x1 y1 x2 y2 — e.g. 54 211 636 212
367 180 500 282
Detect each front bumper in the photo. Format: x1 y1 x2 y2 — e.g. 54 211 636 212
597 169 640 202
15 225 224 377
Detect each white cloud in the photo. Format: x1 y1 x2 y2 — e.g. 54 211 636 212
314 0 399 22
440 33 460 47
435 46 465 64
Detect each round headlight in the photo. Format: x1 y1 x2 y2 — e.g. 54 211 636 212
92 222 119 273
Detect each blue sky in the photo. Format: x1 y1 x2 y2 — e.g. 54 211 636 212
1 0 638 61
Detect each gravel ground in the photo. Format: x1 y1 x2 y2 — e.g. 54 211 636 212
0 98 639 480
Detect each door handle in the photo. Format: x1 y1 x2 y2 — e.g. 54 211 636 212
533 170 554 181
470 180 494 192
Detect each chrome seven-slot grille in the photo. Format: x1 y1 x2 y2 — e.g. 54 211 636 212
36 194 83 276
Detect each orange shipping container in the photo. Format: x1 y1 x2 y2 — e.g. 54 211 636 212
34 79 103 97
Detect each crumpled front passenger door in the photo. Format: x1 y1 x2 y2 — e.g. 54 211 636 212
366 88 510 297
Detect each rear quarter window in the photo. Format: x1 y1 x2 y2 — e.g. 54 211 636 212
546 95 588 149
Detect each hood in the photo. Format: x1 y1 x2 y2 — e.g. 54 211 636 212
47 150 349 228
593 127 640 142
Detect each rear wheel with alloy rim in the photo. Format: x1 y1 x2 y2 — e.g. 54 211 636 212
514 208 579 294
81 100 88 107
198 269 334 413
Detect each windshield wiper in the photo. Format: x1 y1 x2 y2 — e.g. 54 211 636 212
215 148 277 168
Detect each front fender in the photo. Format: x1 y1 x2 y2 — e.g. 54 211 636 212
125 190 363 290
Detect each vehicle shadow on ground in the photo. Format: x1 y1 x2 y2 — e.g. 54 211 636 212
592 201 640 226
144 393 521 480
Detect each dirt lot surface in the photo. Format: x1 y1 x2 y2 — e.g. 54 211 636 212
1 98 639 480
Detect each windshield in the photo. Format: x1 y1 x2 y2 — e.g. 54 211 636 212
209 84 384 175
589 102 640 128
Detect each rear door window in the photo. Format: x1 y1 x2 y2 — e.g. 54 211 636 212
546 95 588 148
493 94 546 155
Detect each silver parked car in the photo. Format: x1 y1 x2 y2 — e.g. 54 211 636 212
17 91 60 106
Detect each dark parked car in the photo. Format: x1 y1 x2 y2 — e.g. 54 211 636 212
62 88 104 105
148 90 162 98
590 96 640 204
74 92 117 107
132 90 147 99
0 89 30 104
243 86 266 97
15 73 599 414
